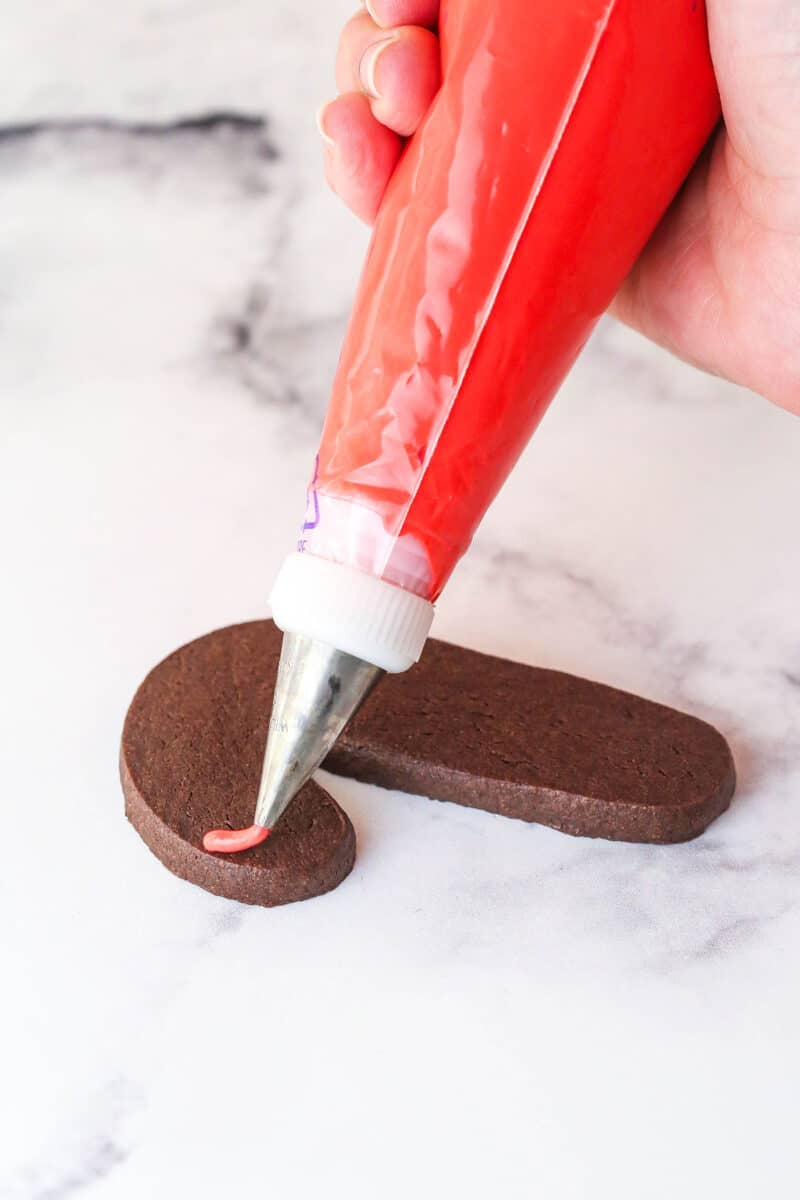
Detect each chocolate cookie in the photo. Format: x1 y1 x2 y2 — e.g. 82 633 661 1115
123 621 736 886
121 623 356 906
328 633 736 844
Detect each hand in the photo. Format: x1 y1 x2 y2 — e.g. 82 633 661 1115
318 0 800 413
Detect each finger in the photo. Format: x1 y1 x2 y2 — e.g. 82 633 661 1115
337 18 441 137
364 0 439 29
336 11 381 95
360 26 440 137
317 93 403 224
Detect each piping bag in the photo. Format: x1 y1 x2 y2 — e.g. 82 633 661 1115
204 0 721 853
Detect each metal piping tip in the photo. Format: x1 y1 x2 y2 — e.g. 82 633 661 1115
254 631 384 830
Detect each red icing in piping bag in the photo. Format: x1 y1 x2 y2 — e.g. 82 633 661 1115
203 825 270 854
302 0 721 600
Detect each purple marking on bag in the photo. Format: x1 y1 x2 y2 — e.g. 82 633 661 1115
301 455 320 533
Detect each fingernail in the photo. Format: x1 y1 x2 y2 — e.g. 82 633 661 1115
364 0 380 22
359 37 396 100
316 102 336 147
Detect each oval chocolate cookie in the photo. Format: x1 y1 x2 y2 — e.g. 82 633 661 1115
121 624 356 906
328 632 736 844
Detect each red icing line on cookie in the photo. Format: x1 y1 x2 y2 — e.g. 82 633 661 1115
202 825 271 854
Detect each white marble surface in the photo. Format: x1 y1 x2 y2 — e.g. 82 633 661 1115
2 4 799 1198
